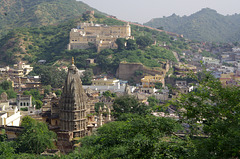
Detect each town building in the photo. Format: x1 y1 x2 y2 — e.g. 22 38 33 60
91 77 120 86
13 62 33 76
141 74 165 88
16 94 32 110
0 92 21 126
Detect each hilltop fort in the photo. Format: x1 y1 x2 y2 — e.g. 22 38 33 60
67 22 133 52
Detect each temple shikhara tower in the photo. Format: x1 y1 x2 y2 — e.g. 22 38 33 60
59 58 88 138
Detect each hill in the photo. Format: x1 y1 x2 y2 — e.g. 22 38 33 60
0 0 103 37
144 8 240 42
0 14 189 75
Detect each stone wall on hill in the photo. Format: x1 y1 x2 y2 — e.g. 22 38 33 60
116 62 168 82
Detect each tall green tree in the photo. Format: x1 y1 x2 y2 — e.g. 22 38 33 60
81 68 93 85
17 116 56 154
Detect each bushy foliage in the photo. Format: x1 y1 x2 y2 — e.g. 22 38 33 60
68 115 192 159
17 116 56 154
30 64 67 88
81 68 93 85
0 14 185 75
112 95 150 119
0 81 17 99
170 71 240 158
102 90 116 98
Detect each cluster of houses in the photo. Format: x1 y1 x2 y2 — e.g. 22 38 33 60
181 41 240 86
0 62 42 127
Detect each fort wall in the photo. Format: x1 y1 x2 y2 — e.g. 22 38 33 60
116 63 166 81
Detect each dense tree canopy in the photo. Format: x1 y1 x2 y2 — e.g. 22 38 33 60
112 95 150 119
136 36 154 48
17 116 56 154
81 68 93 85
171 71 240 158
29 65 67 88
67 115 191 159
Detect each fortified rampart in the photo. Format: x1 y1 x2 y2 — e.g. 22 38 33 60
116 62 166 81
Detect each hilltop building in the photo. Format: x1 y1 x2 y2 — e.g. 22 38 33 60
67 22 133 52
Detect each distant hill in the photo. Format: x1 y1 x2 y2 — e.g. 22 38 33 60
144 8 240 42
0 0 103 37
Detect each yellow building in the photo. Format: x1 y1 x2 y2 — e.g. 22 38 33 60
219 73 240 86
68 22 133 52
141 75 165 88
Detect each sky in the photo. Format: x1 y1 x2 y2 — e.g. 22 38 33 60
79 0 240 24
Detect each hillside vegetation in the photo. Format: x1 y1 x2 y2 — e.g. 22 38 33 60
0 14 188 75
0 0 103 37
144 8 240 42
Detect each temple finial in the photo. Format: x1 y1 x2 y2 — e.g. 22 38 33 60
72 57 74 65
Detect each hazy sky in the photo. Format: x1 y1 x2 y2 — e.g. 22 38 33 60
79 0 240 23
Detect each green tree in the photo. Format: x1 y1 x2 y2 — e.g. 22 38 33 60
147 96 159 107
0 130 15 158
81 68 93 85
35 100 43 109
0 81 12 90
82 13 91 21
116 38 126 51
5 89 17 99
155 82 163 89
17 116 56 154
30 65 67 88
0 81 16 99
136 36 153 48
55 89 62 97
94 102 104 114
69 115 192 159
112 95 149 119
43 85 52 95
126 39 137 50
171 71 240 158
